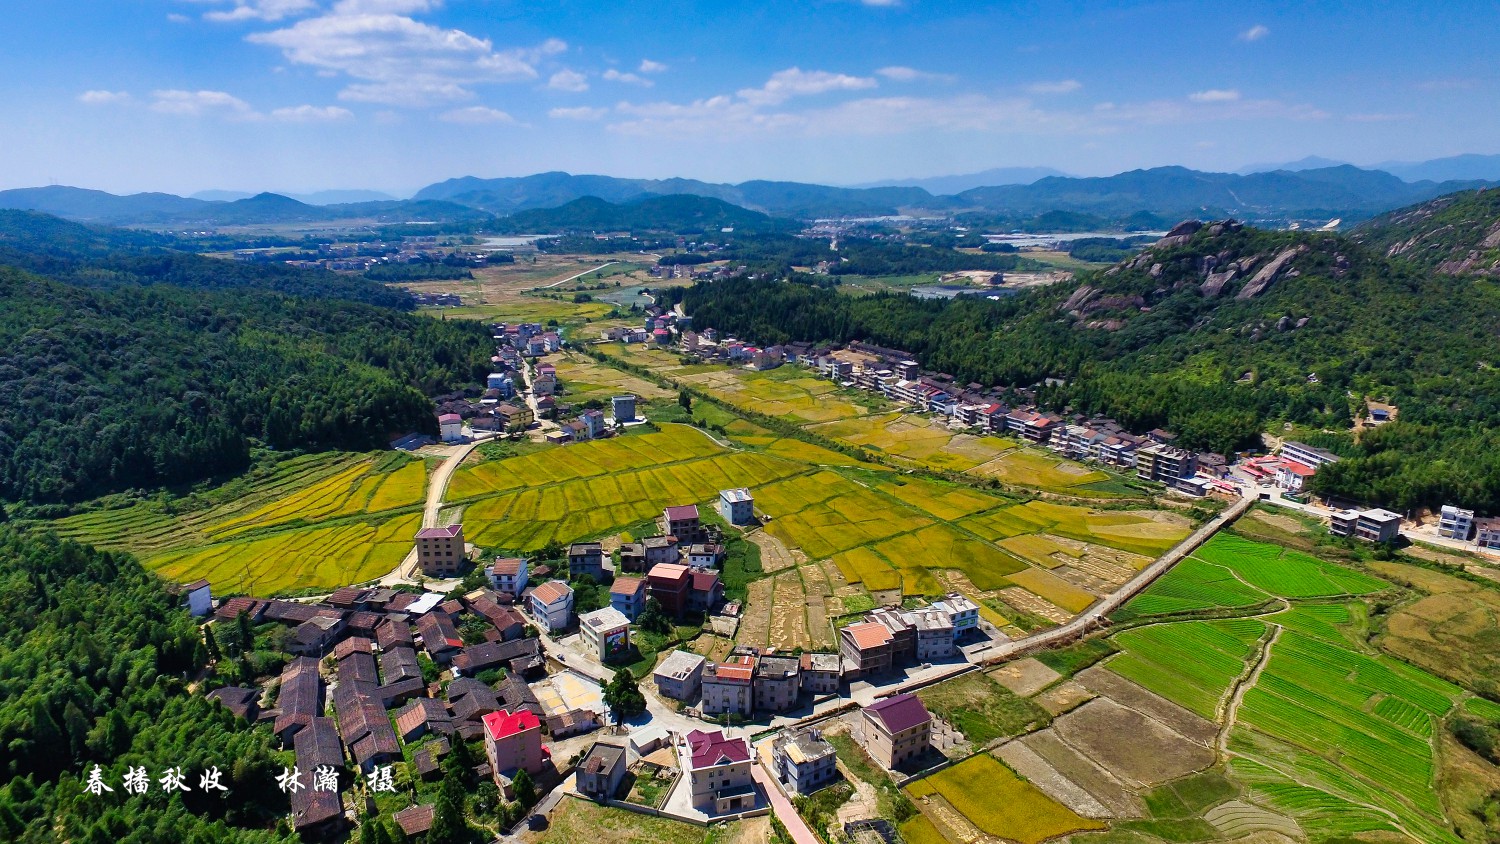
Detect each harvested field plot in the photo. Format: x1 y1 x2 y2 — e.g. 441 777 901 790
989 658 1062 697
905 753 1104 844
1368 561 1500 688
1052 696 1216 788
1034 681 1095 716
994 740 1112 818
767 572 812 650
1012 730 1142 818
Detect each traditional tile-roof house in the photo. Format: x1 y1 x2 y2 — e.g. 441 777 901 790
416 612 463 664
643 535 681 565
447 678 502 723
379 646 423 684
861 693 932 770
395 697 452 743
206 686 260 721
290 717 345 837
273 657 324 747
394 804 435 837
453 637 544 678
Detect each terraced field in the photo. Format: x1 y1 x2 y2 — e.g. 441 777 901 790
1105 619 1268 718
53 451 433 595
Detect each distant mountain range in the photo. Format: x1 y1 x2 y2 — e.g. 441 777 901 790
191 189 399 205
848 166 1070 194
3 155 1498 229
1237 153 1500 183
0 185 486 227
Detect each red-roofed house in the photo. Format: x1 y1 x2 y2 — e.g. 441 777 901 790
1275 460 1317 493
648 563 692 618
482 708 545 795
661 504 707 544
415 524 465 578
680 729 755 814
701 656 754 717
862 693 932 770
486 556 528 600
688 569 724 614
840 621 893 678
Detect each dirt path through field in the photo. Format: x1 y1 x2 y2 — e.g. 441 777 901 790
1218 625 1282 753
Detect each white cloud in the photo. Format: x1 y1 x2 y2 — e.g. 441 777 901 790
875 66 951 82
271 104 355 121
1189 89 1241 103
548 69 589 92
440 105 516 124
200 0 318 23
603 68 652 86
549 106 607 120
150 89 260 119
1026 79 1082 95
858 0 903 6
247 4 562 106
167 12 191 23
737 67 877 105
638 59 668 74
78 90 133 105
1239 24 1270 42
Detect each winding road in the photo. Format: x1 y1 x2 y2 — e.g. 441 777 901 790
377 440 482 587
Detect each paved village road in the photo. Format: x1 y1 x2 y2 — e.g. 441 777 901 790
377 440 482 587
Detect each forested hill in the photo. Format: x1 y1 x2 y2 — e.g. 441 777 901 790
0 211 411 308
679 216 1500 514
496 194 799 235
0 526 292 842
1352 188 1500 277
0 267 491 505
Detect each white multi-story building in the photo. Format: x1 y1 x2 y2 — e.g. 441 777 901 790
1280 441 1342 469
1438 504 1475 540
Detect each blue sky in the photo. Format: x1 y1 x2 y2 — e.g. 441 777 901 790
3 0 1495 194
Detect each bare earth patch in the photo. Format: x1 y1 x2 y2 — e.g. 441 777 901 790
994 739 1112 818
768 572 811 650
1019 729 1142 817
988 658 1062 697
1075 667 1219 746
1034 680 1095 716
1052 697 1215 788
739 578 774 647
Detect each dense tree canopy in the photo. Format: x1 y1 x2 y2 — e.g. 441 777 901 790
0 527 293 842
